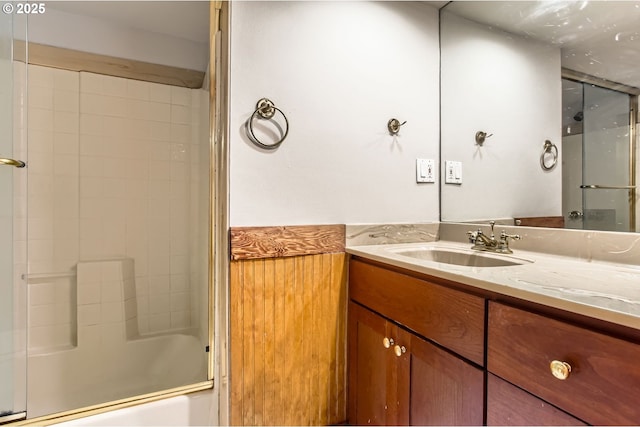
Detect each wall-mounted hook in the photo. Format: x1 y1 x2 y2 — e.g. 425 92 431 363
388 118 407 135
475 131 493 146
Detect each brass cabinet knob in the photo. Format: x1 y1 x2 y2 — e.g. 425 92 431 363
394 345 406 357
383 337 394 349
550 360 572 380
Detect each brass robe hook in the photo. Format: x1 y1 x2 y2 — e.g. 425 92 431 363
388 118 407 135
475 131 493 145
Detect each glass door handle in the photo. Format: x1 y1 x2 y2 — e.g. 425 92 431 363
580 184 636 190
0 158 26 168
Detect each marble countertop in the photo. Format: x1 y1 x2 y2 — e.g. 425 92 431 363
347 240 640 331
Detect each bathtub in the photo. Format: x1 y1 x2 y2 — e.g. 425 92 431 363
27 332 208 418
52 389 217 426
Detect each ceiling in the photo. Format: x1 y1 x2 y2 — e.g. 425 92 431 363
46 1 209 43
444 1 640 89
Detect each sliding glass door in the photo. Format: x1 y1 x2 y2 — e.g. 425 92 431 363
0 11 27 423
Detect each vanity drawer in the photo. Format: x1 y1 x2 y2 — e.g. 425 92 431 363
349 259 485 365
488 302 640 425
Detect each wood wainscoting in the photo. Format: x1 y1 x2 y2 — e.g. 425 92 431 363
229 225 347 425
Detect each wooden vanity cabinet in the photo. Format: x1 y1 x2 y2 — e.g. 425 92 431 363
488 301 640 425
348 259 485 426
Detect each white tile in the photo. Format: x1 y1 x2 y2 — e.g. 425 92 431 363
28 217 54 240
80 238 103 260
148 160 171 181
29 65 54 88
101 322 124 344
28 86 54 109
148 313 170 332
171 86 191 106
28 239 53 262
170 292 190 311
80 113 104 135
54 111 79 134
79 156 104 178
53 68 79 92
29 304 55 327
78 303 101 326
29 282 56 306
53 174 77 197
101 261 122 281
170 255 189 275
150 121 171 141
80 134 106 157
80 176 104 198
27 174 53 197
29 129 54 153
103 116 127 137
29 325 56 349
170 123 191 143
148 275 170 294
149 84 171 103
53 154 79 177
28 107 54 132
80 72 104 95
53 239 79 263
101 301 124 323
101 281 123 303
103 158 127 178
54 132 80 155
80 92 104 115
170 310 190 329
170 105 191 124
103 96 127 118
126 79 150 100
103 75 127 98
78 262 102 284
149 102 171 122
78 283 101 305
54 90 80 113
126 99 150 120
127 118 151 140
135 277 149 296
170 274 189 292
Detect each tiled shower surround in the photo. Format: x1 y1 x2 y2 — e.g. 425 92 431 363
26 65 209 351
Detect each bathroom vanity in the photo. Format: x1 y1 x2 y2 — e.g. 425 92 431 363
347 239 640 425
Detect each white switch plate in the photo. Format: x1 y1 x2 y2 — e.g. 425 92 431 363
416 158 435 183
445 160 462 184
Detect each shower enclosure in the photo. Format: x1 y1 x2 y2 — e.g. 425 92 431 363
0 11 27 424
1 3 211 421
562 77 637 232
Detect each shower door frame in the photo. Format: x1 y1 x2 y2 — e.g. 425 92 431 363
562 68 638 232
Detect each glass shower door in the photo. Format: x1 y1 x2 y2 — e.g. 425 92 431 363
0 11 27 423
582 85 634 231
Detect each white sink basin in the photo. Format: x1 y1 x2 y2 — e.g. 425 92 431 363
391 247 533 267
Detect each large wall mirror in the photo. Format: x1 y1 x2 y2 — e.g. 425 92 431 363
440 1 640 232
1 2 212 422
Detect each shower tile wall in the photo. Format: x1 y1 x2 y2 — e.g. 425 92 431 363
26 65 208 351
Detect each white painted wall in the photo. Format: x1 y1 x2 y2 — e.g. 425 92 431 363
440 11 562 222
26 7 208 72
229 1 440 226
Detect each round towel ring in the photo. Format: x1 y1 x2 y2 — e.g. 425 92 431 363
540 140 558 171
247 98 289 150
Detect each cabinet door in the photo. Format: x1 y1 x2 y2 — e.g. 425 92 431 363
487 374 586 426
348 302 407 425
409 334 484 426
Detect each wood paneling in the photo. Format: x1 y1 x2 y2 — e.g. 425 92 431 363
230 253 347 426
230 225 345 260
14 41 205 88
514 216 565 228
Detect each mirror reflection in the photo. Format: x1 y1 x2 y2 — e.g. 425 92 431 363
440 1 639 232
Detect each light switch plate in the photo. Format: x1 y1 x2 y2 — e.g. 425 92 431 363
416 158 435 183
445 160 462 184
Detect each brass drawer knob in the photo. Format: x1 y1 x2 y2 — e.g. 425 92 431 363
394 345 406 357
383 337 394 349
550 360 572 380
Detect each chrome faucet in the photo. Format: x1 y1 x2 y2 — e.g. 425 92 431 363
467 221 521 254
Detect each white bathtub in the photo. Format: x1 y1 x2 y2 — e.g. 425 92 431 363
27 332 208 418
52 389 217 426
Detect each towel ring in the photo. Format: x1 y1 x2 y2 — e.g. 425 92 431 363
540 140 558 171
247 98 289 150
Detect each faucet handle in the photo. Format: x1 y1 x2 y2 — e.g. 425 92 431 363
500 231 521 241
